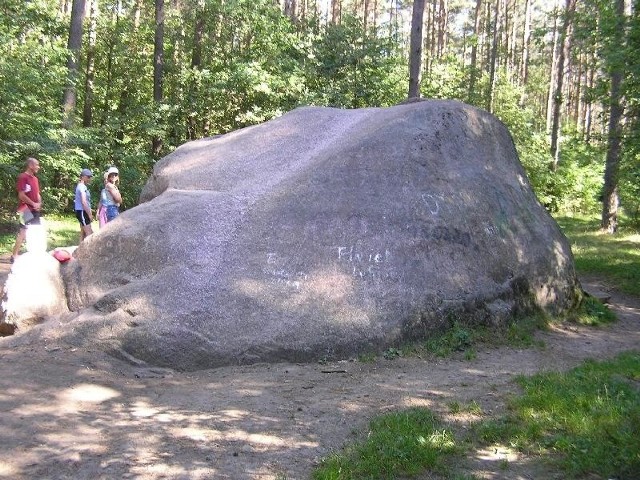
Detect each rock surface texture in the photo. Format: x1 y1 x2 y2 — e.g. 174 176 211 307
58 100 580 370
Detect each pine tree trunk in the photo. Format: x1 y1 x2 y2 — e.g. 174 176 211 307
486 0 500 112
152 0 164 156
519 0 531 104
468 0 482 102
550 0 577 170
601 0 626 233
408 0 426 99
62 0 86 129
187 0 205 140
82 0 97 127
133 0 142 28
546 0 560 133
437 0 448 58
364 0 370 32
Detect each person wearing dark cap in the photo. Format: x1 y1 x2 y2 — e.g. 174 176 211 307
74 168 94 241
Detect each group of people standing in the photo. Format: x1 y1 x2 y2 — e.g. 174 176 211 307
73 166 122 240
10 157 123 262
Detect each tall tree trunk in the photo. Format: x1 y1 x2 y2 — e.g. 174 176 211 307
191 0 204 69
60 0 72 15
331 0 341 24
486 0 500 112
483 0 492 72
373 0 378 30
62 0 86 129
550 0 577 170
468 0 482 102
573 52 583 122
408 0 426 99
133 0 142 28
508 0 517 78
187 0 205 140
437 0 448 57
430 0 437 67
152 0 164 156
601 0 626 233
519 0 531 104
82 0 97 127
285 0 297 21
363 0 370 32
585 59 596 142
546 0 560 133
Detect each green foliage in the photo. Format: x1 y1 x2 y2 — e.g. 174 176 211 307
313 352 640 480
416 316 545 360
421 56 468 100
620 148 640 228
556 215 640 296
382 347 401 360
312 408 458 479
303 15 407 108
570 296 617 326
424 322 475 357
448 400 483 416
520 132 606 215
44 215 80 249
476 351 640 479
0 0 637 229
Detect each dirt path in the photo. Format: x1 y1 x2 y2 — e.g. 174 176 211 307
0 271 638 479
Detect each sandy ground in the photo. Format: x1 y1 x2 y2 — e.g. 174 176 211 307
0 256 638 479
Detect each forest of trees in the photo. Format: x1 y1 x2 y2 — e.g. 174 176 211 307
1 0 638 231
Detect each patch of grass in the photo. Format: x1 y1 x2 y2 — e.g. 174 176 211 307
382 347 401 360
0 218 20 253
569 296 617 326
312 407 460 480
418 322 476 358
0 214 78 255
408 316 547 360
313 353 640 480
475 351 640 479
448 401 483 416
44 215 79 249
556 215 640 297
357 352 377 363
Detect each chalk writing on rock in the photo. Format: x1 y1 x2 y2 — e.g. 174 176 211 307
421 193 451 216
429 226 472 247
265 253 307 290
337 246 391 279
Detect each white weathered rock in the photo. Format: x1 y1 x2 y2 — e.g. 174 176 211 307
1 252 68 331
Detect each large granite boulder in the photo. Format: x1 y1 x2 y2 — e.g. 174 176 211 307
59 100 580 370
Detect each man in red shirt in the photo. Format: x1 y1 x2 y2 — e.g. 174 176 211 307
11 157 42 263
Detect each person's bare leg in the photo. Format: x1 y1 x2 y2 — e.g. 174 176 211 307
81 224 93 241
11 228 26 259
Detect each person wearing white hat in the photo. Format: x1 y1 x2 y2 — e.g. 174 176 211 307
96 166 122 223
74 168 94 241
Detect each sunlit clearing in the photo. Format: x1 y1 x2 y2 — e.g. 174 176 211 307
476 445 519 462
402 396 434 408
58 383 121 404
131 401 164 418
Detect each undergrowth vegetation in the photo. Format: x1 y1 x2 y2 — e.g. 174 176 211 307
556 216 640 297
477 351 640 479
312 215 640 480
314 353 640 480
